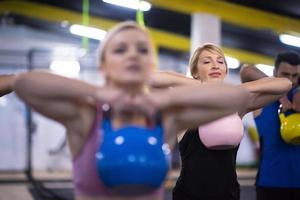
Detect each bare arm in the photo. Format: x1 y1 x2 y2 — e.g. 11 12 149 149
148 71 199 88
14 71 105 125
156 83 250 133
240 64 292 115
240 64 268 83
241 77 291 112
0 74 16 97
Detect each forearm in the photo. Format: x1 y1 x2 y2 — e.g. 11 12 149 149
148 71 199 88
240 64 268 83
162 84 250 133
14 71 99 102
0 74 16 97
242 77 292 95
163 83 249 111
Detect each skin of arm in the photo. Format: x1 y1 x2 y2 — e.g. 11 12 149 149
239 64 292 115
0 74 16 97
152 82 250 133
148 71 199 88
13 71 116 124
240 64 268 83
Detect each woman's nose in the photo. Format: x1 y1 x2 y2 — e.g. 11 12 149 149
211 62 219 69
127 47 138 58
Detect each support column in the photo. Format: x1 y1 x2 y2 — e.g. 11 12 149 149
190 13 221 53
187 13 221 76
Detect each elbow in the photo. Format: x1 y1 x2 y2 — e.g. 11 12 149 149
13 73 30 97
239 64 254 83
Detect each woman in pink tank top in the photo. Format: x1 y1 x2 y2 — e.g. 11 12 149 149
14 22 252 200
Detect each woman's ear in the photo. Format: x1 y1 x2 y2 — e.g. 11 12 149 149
98 64 102 71
99 63 106 73
193 74 199 79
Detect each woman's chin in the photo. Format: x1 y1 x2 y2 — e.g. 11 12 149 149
206 78 224 83
118 78 145 87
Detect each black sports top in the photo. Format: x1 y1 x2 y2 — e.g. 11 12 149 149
172 128 240 200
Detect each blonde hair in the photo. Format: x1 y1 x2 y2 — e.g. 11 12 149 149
189 43 227 79
98 21 153 66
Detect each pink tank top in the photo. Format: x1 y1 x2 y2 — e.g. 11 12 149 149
72 108 113 196
198 113 244 149
72 107 163 198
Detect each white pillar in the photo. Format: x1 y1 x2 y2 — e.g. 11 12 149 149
186 13 221 76
190 13 221 53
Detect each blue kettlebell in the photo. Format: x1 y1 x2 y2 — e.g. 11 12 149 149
95 104 170 195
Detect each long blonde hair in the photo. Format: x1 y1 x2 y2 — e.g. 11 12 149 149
189 44 227 79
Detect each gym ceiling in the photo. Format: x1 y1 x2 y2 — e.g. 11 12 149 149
1 0 300 66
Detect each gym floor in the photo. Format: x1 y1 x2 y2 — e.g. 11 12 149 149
0 169 257 200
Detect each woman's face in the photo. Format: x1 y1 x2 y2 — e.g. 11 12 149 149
196 50 227 82
102 28 154 87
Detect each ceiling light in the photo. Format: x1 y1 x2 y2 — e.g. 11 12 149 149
103 0 151 11
0 96 8 107
279 34 300 48
50 60 81 77
70 24 106 40
256 64 274 77
225 56 240 69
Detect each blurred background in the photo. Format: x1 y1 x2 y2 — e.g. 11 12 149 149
0 0 300 199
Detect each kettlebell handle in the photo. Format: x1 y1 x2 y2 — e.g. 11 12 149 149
278 104 286 123
278 104 283 114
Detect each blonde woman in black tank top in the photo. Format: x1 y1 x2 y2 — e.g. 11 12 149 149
149 44 292 200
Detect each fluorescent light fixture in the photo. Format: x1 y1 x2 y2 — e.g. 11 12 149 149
279 34 300 48
225 56 240 69
0 96 8 107
70 24 106 40
256 64 274 77
53 47 87 58
50 60 81 77
53 47 78 57
103 0 151 11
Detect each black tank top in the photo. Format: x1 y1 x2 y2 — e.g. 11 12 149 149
172 128 240 200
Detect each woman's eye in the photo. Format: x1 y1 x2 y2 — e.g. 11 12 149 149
113 47 126 54
203 61 210 64
138 47 149 54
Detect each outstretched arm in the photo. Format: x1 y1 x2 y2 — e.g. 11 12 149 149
240 64 292 115
14 71 113 125
148 71 199 88
0 74 16 97
154 82 250 132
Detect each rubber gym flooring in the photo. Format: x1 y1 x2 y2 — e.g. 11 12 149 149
0 169 256 200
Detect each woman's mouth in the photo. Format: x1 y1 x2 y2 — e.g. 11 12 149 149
127 64 141 72
208 72 221 77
